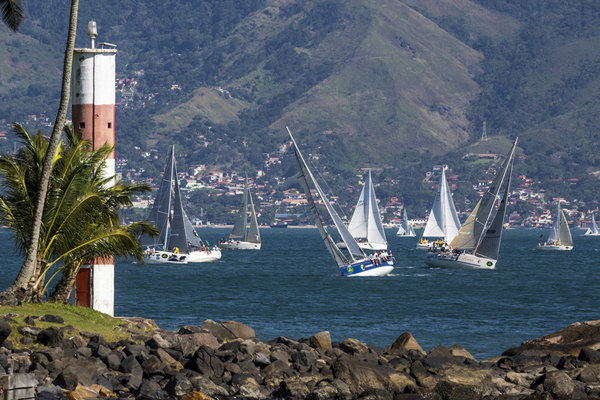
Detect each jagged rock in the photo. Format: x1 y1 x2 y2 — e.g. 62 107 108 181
201 319 255 342
120 355 144 378
278 376 310 399
291 349 317 368
136 380 166 400
24 316 36 326
542 370 575 397
253 352 271 368
385 332 426 357
449 344 475 360
179 391 214 400
410 360 438 390
156 348 183 370
232 373 263 398
339 338 369 355
332 357 417 395
37 327 64 346
164 374 194 397
18 326 41 337
54 358 108 389
188 375 230 397
504 320 600 356
142 355 164 376
185 346 224 378
579 347 600 364
39 347 64 362
309 331 332 352
428 345 453 358
40 315 65 324
118 373 143 391
102 350 124 370
506 371 534 387
124 343 149 358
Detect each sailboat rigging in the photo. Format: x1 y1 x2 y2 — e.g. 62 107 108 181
424 138 518 269
585 214 600 236
140 145 221 264
396 208 416 237
337 169 387 251
535 203 574 250
288 127 393 277
219 178 262 250
417 169 462 249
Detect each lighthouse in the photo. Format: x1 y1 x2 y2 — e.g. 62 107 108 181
71 21 117 316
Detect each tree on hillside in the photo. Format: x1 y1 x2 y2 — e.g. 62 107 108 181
0 0 80 305
0 124 157 304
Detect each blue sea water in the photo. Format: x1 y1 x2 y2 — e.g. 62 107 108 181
1 227 599 360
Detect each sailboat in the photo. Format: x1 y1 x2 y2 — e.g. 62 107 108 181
140 145 222 264
396 208 416 237
288 128 393 277
337 170 387 251
424 138 518 269
417 169 461 249
219 178 261 250
535 203 574 250
584 214 600 236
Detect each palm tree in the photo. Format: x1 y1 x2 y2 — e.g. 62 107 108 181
0 0 80 305
0 124 157 303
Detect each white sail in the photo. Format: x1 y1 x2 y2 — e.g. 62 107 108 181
558 209 573 246
347 170 387 247
422 169 461 242
397 208 416 236
247 189 260 244
450 138 517 252
585 214 599 235
288 128 365 265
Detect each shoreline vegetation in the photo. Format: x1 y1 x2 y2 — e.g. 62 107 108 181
1 304 600 399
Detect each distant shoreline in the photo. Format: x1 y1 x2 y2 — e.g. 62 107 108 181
194 224 319 229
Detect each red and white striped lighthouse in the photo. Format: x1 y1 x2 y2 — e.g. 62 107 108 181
72 21 117 316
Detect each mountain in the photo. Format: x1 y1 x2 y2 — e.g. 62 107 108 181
2 0 600 201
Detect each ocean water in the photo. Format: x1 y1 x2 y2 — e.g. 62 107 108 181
1 227 599 360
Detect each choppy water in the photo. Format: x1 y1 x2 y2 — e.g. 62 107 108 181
1 227 599 360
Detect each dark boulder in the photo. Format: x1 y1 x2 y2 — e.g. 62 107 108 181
142 355 165 377
121 355 144 378
40 314 65 324
184 346 224 378
201 319 255 342
53 358 108 389
0 319 12 347
332 357 416 395
579 347 600 364
385 332 426 357
163 374 193 397
136 380 168 400
37 326 63 346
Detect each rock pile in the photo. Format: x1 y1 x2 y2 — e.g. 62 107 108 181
3 315 600 399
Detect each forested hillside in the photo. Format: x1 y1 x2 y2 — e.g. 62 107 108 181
2 0 600 207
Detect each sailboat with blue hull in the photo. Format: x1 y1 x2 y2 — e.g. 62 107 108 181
288 127 393 277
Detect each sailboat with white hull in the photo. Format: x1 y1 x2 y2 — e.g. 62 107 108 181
584 214 600 236
417 169 461 249
396 208 416 237
140 145 221 264
288 128 393 277
424 138 518 269
535 203 573 250
220 178 261 250
337 170 387 251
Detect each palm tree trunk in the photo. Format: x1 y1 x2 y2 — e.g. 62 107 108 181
47 265 78 304
0 0 79 306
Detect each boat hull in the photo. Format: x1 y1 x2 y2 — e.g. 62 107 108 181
535 244 573 251
220 241 261 250
396 232 416 237
144 251 189 264
187 249 222 262
424 252 496 269
584 231 600 236
336 242 387 251
339 258 394 277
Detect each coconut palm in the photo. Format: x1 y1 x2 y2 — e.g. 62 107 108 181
0 123 157 303
0 0 80 305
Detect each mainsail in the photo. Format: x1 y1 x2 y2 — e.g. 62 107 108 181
288 127 366 266
474 164 512 259
140 146 175 249
230 179 249 240
586 215 599 235
247 186 261 244
347 170 387 246
450 138 518 252
557 208 573 246
422 169 461 242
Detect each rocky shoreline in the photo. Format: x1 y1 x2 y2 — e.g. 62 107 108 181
2 315 600 400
